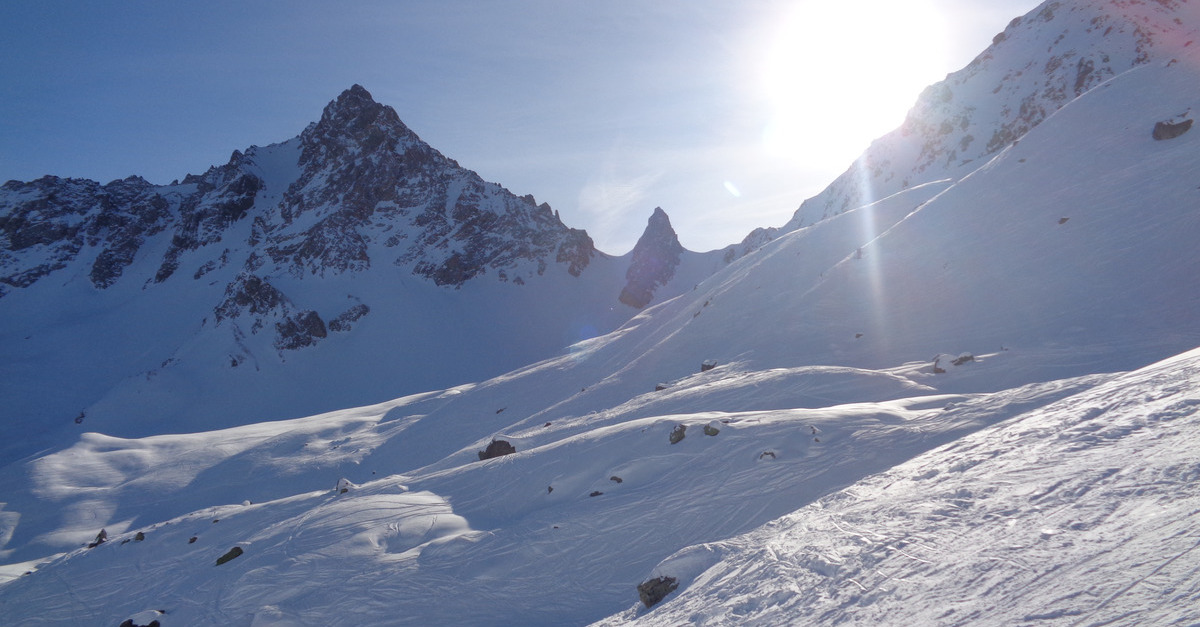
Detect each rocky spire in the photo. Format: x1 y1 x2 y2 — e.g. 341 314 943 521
619 207 684 309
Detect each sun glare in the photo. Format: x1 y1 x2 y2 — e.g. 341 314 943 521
762 0 949 169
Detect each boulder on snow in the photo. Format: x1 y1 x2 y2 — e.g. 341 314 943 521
637 575 679 608
119 610 165 627
1152 117 1193 140
669 424 687 445
87 529 107 548
951 352 975 366
335 477 356 494
700 359 717 372
703 421 721 436
215 546 244 566
478 439 517 461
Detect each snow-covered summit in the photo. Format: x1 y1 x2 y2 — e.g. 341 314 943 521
0 86 718 460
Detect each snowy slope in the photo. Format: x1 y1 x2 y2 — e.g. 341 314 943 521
0 356 1113 625
781 0 1200 229
596 347 1200 627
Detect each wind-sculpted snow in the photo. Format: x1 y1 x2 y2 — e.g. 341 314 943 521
599 348 1200 626
0 359 1110 625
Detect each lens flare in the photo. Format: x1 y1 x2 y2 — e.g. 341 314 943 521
761 0 949 169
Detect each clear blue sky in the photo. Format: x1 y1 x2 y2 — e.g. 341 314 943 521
0 1 1042 252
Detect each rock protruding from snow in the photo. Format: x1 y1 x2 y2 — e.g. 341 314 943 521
478 439 517 461
637 576 679 608
215 546 244 566
1153 116 1193 140
619 208 684 309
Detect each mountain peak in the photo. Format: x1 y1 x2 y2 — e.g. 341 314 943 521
323 84 401 128
618 207 685 309
301 84 417 160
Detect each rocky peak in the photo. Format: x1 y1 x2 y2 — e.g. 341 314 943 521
299 84 427 168
619 207 685 309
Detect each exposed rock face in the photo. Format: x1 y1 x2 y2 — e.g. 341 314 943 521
274 310 327 351
327 303 370 332
155 156 263 283
0 176 170 294
0 84 601 301
619 207 684 309
262 84 596 284
0 85 604 351
214 273 289 325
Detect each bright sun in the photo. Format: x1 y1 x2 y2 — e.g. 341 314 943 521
762 0 949 169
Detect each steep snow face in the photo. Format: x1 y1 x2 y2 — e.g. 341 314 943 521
597 346 1200 627
783 0 1200 230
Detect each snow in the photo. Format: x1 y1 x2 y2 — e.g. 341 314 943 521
2 1 1200 625
597 347 1200 626
0 362 1114 625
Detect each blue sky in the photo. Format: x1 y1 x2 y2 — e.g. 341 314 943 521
0 1 1042 252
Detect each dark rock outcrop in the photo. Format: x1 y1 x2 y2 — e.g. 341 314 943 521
619 208 684 309
328 303 370 332
274 310 327 350
478 439 517 461
637 576 679 608
214 273 288 323
86 528 107 548
1153 118 1193 140
215 546 244 565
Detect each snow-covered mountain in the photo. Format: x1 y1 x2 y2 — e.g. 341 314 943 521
2 0 1200 625
729 0 1200 252
0 85 727 461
